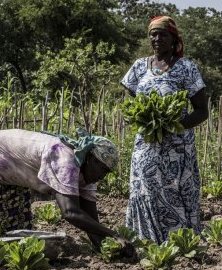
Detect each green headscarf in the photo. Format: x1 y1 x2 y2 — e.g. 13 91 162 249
42 128 118 170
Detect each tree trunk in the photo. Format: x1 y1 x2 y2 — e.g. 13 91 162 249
10 61 27 93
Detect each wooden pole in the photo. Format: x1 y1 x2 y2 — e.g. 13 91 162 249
18 100 24 129
217 96 222 180
59 87 64 134
41 91 49 131
202 97 211 185
66 88 74 133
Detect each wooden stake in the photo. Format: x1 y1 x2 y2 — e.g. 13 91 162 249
202 97 211 185
217 96 222 180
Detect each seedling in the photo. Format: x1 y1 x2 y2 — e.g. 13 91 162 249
3 236 49 270
34 203 61 224
202 181 222 199
117 225 154 257
203 219 222 246
100 237 123 263
168 228 206 258
140 241 179 270
0 241 8 266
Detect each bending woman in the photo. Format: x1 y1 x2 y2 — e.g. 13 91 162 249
0 128 119 250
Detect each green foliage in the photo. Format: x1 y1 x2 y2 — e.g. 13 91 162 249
119 0 179 36
117 226 137 242
177 9 222 101
168 228 206 258
0 241 9 266
98 128 134 196
0 0 222 102
194 105 219 184
34 203 61 224
178 8 222 70
0 0 221 196
100 237 123 263
0 0 136 96
33 37 120 132
99 226 152 263
140 241 179 270
121 90 188 143
117 225 148 249
202 181 222 199
203 219 222 246
4 236 49 270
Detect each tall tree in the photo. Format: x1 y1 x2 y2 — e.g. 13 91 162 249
0 0 136 92
177 7 222 100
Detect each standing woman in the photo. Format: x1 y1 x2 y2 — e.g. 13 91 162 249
121 16 208 243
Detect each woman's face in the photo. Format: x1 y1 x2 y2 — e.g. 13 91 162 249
81 152 111 184
149 28 174 55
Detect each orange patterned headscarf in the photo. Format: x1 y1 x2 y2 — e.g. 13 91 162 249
148 16 184 58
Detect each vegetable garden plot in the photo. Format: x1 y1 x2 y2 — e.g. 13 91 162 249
2 195 222 269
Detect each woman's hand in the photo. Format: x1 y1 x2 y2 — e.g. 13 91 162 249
180 88 208 129
115 237 137 259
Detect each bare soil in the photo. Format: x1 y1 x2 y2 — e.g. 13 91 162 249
32 195 222 270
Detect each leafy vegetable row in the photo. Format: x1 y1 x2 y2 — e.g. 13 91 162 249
99 220 222 270
1 220 222 269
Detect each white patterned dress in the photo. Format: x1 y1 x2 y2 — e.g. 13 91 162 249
121 57 205 243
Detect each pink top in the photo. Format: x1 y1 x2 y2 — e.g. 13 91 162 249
0 129 97 201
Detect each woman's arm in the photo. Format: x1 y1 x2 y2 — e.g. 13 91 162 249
79 196 136 257
55 192 116 238
56 193 135 256
180 88 209 129
79 196 105 250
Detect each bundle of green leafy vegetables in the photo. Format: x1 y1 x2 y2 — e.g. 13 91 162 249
121 89 188 143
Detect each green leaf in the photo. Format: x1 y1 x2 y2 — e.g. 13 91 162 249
168 228 204 258
121 90 188 143
156 128 163 143
4 237 49 270
184 250 197 258
34 203 61 224
100 237 122 262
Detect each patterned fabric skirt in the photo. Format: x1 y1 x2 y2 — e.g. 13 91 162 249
126 132 201 244
0 184 33 235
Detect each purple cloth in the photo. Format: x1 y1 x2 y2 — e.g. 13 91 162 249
0 129 96 201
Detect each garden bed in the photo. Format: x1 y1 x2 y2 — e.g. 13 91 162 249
31 195 222 270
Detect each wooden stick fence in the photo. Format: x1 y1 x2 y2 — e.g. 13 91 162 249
0 91 222 186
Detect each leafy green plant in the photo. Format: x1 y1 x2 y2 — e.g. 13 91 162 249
140 241 179 270
100 237 123 263
4 236 49 270
202 219 222 245
34 203 61 224
202 181 222 199
121 90 188 143
98 131 134 197
117 225 152 249
117 226 138 242
134 238 156 260
0 241 9 266
168 228 206 258
82 226 140 261
85 226 143 262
